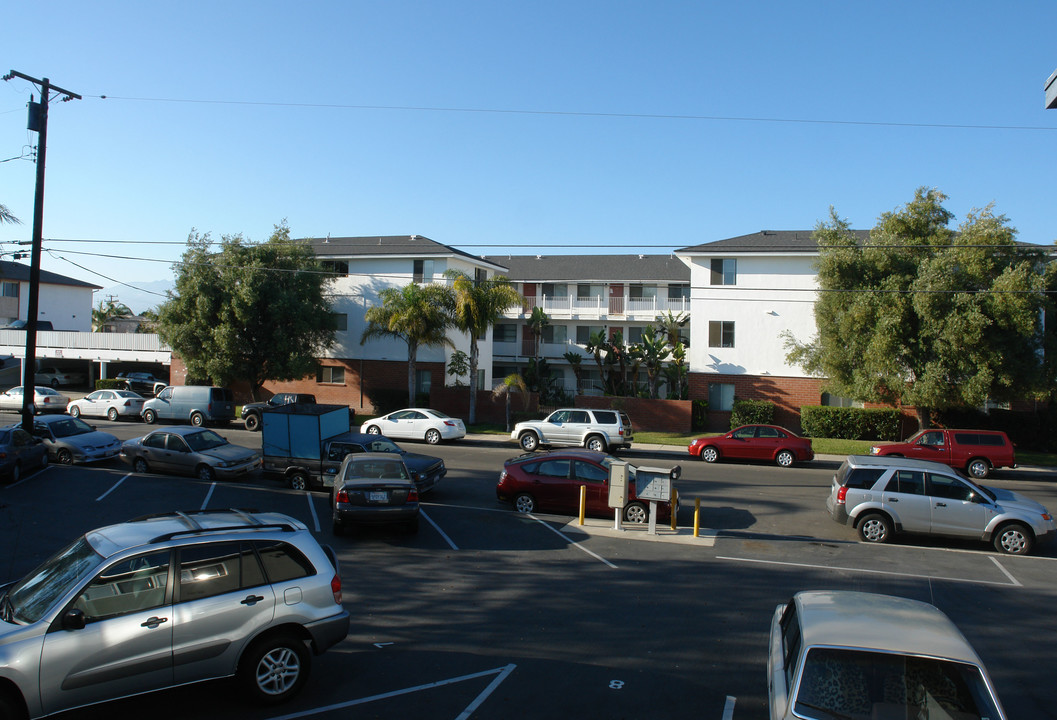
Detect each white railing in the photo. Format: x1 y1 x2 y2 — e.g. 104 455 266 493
511 294 690 320
0 330 170 351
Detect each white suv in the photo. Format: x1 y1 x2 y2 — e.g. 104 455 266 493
511 408 634 453
0 509 349 718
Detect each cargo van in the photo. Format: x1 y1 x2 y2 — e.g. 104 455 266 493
141 386 236 426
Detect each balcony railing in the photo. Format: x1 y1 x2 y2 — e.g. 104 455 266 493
518 295 689 320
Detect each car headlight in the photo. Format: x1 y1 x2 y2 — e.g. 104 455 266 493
869 446 880 455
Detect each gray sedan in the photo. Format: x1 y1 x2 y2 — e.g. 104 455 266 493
27 415 121 464
331 453 420 535
121 426 260 481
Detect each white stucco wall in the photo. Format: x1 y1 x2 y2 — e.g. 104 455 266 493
17 282 94 332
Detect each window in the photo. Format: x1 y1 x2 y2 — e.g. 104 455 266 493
541 283 567 298
576 284 604 299
332 313 348 332
416 369 432 394
255 540 314 583
178 542 260 602
576 325 604 345
843 467 886 490
927 474 974 502
317 365 345 384
573 461 608 484
75 551 170 621
708 321 735 348
321 260 349 275
629 284 656 299
710 258 736 285
413 259 434 284
667 284 689 300
1 282 17 298
542 325 567 344
494 324 517 343
708 383 735 411
626 326 644 344
884 470 926 496
821 392 863 408
537 459 570 478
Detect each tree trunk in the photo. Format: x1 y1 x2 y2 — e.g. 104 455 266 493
913 406 931 432
407 340 417 407
468 340 479 425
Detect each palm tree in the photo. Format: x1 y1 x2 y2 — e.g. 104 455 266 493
0 204 21 225
639 327 667 399
656 309 689 347
361 283 454 406
563 351 583 395
526 306 550 361
92 300 134 332
492 372 530 431
443 270 523 424
584 329 610 393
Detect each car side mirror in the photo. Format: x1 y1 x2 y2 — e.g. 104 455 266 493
63 608 86 631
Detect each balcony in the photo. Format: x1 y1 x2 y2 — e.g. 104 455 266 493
518 294 689 320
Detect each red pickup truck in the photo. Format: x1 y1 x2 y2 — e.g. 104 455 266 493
870 428 1016 479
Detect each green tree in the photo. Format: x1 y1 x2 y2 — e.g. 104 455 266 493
584 329 611 393
785 188 1047 429
563 351 583 395
526 306 550 361
361 282 454 407
92 299 133 331
492 372 530 431
655 309 689 347
158 223 336 399
639 327 667 399
443 270 523 424
446 349 470 387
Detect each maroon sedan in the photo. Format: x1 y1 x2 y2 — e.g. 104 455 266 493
497 450 677 523
688 424 814 468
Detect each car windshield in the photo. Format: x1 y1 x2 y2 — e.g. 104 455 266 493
794 647 1003 720
362 437 402 454
2 536 103 624
184 430 228 452
47 417 94 437
115 390 141 399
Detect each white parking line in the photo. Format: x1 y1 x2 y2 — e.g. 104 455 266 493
200 482 216 509
421 509 459 550
305 492 321 532
95 474 129 501
266 663 517 720
989 556 1022 587
531 514 618 569
716 555 1019 587
722 695 736 720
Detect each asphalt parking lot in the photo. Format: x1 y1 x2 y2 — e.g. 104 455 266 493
2 412 1056 719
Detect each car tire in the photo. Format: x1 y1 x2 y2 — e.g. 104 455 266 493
107 407 120 422
365 425 380 435
190 412 205 427
700 446 719 463
244 413 261 432
967 458 991 479
196 464 215 482
424 428 442 445
289 473 309 492
238 632 311 705
50 379 59 389
56 448 74 465
514 493 537 513
994 522 1033 555
0 688 27 720
143 409 157 424
775 450 795 468
8 462 20 485
585 435 607 453
518 432 540 452
857 513 892 544
133 457 149 474
38 453 48 470
68 405 81 418
623 502 648 524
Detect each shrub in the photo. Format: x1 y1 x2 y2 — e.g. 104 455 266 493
801 406 900 440
691 400 708 431
730 399 773 428
94 378 127 390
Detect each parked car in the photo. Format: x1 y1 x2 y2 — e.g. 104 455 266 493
688 424 814 468
120 426 260 481
870 427 1016 479
0 425 48 482
331 453 420 535
0 319 54 331
0 385 69 414
116 371 168 396
497 449 678 523
510 408 633 453
361 408 466 445
33 366 86 388
67 389 146 421
141 385 236 426
241 392 317 431
768 590 1006 720
0 509 349 717
25 415 121 465
826 454 1055 555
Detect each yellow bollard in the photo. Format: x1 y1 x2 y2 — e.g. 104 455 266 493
578 485 586 525
670 487 678 531
694 497 701 537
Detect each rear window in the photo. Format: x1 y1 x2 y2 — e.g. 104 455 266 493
953 432 1006 447
210 387 234 402
843 467 886 490
592 411 617 424
254 540 315 583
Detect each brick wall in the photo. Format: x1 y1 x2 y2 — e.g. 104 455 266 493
689 372 824 432
573 396 692 433
430 387 540 426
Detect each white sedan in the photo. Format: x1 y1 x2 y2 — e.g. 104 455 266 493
360 408 466 445
0 386 69 414
67 389 146 421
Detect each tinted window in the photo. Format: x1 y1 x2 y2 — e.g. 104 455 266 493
572 461 607 484
209 388 234 402
928 474 974 502
757 426 781 438
143 433 167 449
883 470 926 496
255 541 314 583
779 601 800 689
178 543 242 601
592 411 617 424
537 459 570 478
843 467 886 490
75 551 170 621
568 411 590 423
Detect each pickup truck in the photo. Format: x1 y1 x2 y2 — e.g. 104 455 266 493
261 404 444 493
241 392 317 431
870 428 1016 479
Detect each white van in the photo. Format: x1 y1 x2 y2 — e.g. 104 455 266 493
141 386 236 426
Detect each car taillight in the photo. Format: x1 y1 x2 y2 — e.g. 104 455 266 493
444 420 455 427
336 489 349 503
408 488 419 503
123 400 131 407
619 428 624 436
331 573 342 604
836 486 848 505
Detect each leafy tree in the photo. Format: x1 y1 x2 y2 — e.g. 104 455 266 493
158 223 336 400
361 282 453 406
442 270 523 424
526 306 550 361
785 188 1047 429
663 341 689 399
92 299 133 331
492 372 530 431
446 349 469 387
584 329 611 393
563 351 584 395
638 327 667 399
655 309 689 347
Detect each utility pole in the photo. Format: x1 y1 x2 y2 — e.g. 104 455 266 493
2 71 81 431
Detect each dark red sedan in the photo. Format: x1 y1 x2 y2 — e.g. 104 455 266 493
497 450 677 523
688 424 814 468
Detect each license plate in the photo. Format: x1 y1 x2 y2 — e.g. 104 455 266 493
368 491 388 503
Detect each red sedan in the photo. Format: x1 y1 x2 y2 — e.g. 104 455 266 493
688 424 814 468
497 450 678 523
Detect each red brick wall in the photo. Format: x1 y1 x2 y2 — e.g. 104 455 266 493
430 387 540 426
573 396 692 433
689 372 825 432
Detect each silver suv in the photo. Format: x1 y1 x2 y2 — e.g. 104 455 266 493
0 509 350 718
511 408 633 453
827 455 1055 555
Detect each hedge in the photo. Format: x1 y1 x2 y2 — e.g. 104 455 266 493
800 406 900 441
94 378 128 390
730 399 774 429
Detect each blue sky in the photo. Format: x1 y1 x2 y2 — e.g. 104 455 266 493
2 1 1056 309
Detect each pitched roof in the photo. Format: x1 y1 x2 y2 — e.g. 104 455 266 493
486 254 690 283
677 229 870 254
0 261 101 289
302 234 509 272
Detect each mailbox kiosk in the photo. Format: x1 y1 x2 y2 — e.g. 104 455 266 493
607 461 628 530
635 465 681 534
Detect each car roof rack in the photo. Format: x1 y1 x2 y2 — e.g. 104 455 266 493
127 509 297 543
